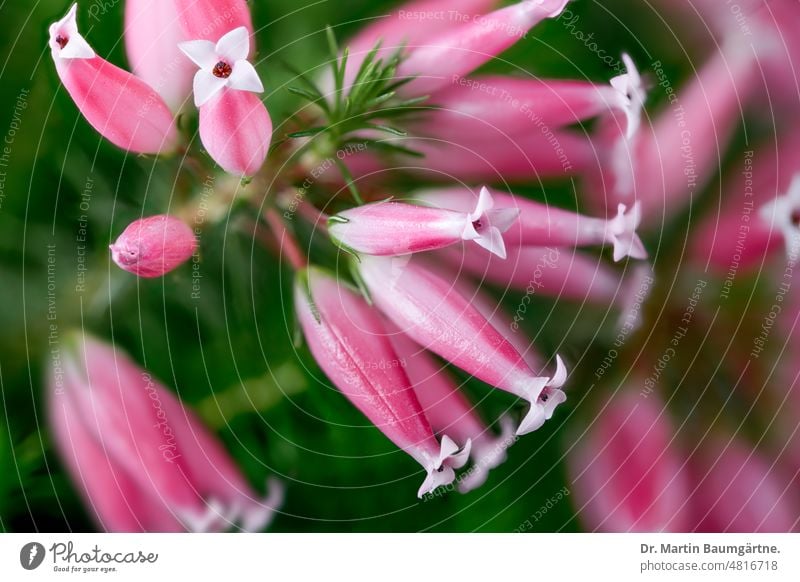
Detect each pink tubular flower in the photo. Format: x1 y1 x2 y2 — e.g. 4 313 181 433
339 0 499 90
328 187 519 258
389 329 516 493
356 254 567 436
569 391 690 532
295 267 470 497
690 127 800 274
442 243 652 315
48 332 283 532
125 0 254 111
419 55 644 141
392 131 595 182
596 40 761 225
180 27 271 177
416 186 647 261
690 436 799 532
48 4 179 155
109 215 197 278
396 0 571 96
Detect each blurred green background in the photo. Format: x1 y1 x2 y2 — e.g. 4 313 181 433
0 0 721 532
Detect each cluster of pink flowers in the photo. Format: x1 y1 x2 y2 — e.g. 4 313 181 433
46 0 800 531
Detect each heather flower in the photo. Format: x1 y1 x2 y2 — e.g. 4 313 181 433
569 391 690 532
416 186 647 261
49 332 283 532
356 254 567 436
48 4 179 154
690 436 799 532
180 27 271 177
328 186 520 258
295 267 470 497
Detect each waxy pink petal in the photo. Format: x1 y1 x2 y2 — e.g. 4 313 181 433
198 88 272 177
295 267 469 497
48 333 283 532
396 0 570 96
329 187 519 258
570 392 691 532
356 254 567 435
110 215 197 278
49 5 179 154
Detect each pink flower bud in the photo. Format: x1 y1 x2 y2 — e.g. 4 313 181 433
109 215 196 278
295 267 470 497
48 4 179 154
329 187 519 258
569 392 691 532
388 328 516 493
690 436 799 532
180 27 271 176
356 254 567 436
417 186 647 261
124 0 254 111
48 332 283 532
396 0 570 96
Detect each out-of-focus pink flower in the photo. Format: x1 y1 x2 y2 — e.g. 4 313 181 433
396 0 570 96
388 327 516 493
174 0 254 46
180 27 271 176
442 243 653 316
125 0 254 111
690 436 799 532
595 40 761 225
393 131 595 182
295 267 470 497
48 332 283 532
329 186 519 258
341 0 500 89
569 391 690 532
689 128 800 273
416 186 647 261
48 4 179 154
416 55 643 141
356 254 567 436
109 215 197 278
124 0 191 111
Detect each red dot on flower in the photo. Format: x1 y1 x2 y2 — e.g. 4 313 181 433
56 35 69 49
213 61 233 79
791 209 800 228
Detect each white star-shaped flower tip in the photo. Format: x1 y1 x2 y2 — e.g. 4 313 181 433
48 3 95 60
179 27 264 108
760 174 800 258
610 53 646 141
